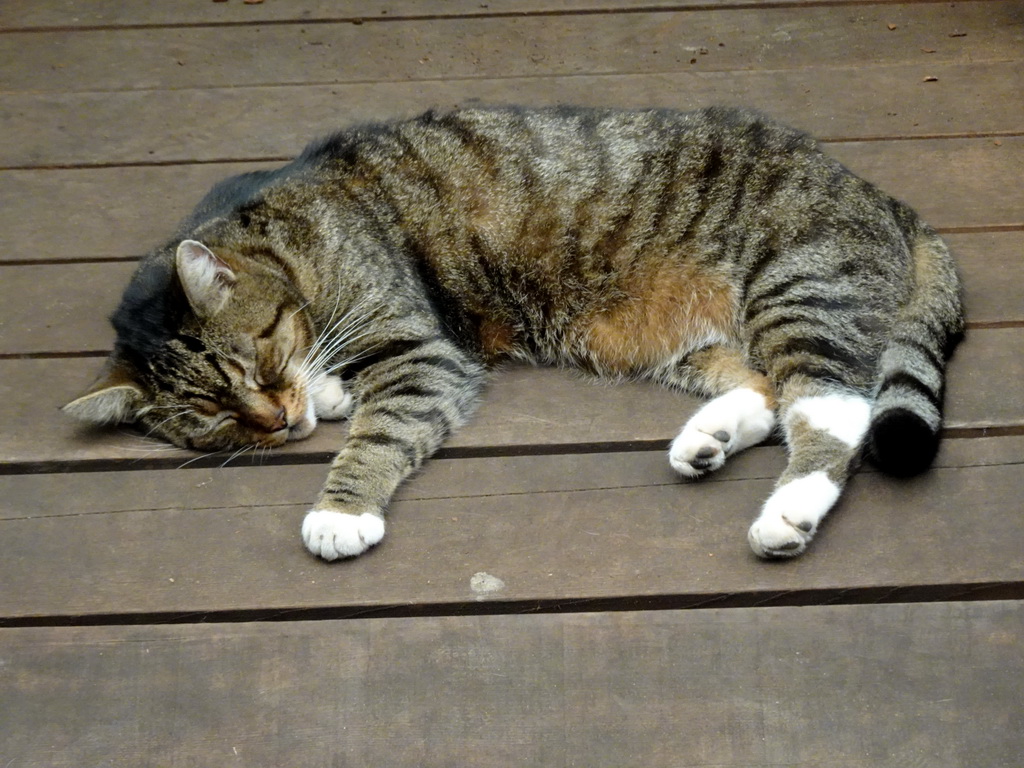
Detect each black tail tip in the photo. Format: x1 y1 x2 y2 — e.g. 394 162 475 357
867 407 940 477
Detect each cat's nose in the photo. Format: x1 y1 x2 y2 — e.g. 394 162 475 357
250 406 287 433
270 407 287 432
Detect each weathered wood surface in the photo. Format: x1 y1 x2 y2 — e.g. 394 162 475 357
4 3 1018 94
1 0 1021 764
1 0 960 30
1 437 1022 622
3 602 1021 767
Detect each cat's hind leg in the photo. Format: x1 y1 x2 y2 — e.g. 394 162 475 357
665 346 777 478
747 378 871 558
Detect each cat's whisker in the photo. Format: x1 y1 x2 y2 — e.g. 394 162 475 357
320 347 380 377
256 444 273 466
302 315 374 374
144 409 192 437
176 451 221 470
220 444 254 468
118 443 182 452
301 319 382 379
288 299 312 321
301 298 385 371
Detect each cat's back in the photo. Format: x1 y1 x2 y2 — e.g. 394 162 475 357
304 105 822 191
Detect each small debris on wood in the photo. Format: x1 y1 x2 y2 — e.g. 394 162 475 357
243 0 264 4
921 47 937 53
994 140 1002 146
690 58 697 64
887 23 898 31
922 76 938 82
948 31 967 38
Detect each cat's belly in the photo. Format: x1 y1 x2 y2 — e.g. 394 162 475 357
578 260 738 373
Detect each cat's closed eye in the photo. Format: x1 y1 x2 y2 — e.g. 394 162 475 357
209 411 240 429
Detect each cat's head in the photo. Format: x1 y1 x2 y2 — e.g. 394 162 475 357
63 239 321 450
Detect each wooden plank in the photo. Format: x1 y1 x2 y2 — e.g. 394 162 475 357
826 138 1024 231
956 231 1024 326
5 60 1022 169
1 3 1017 93
0 439 1022 620
1 232 1017 356
0 161 274 263
0 328 1021 468
3 434 1021 521
0 0 935 30
1 601 1021 766
0 260 130 355
2 138 1020 263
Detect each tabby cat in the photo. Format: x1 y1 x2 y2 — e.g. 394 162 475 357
64 106 964 560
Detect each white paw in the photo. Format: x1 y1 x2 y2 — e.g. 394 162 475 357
748 471 840 558
301 509 385 560
669 388 774 478
669 427 729 478
313 375 353 421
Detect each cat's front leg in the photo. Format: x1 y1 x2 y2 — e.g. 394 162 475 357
301 338 485 560
312 374 353 420
302 508 386 560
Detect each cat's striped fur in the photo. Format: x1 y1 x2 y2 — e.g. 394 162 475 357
65 106 964 559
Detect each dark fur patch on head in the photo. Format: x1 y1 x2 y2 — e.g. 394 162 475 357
110 256 186 364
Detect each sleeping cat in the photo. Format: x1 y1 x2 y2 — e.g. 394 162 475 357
63 106 964 560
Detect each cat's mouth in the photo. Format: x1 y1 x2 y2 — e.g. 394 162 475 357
286 416 317 442
284 389 319 442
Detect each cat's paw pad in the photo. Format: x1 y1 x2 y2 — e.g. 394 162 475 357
301 509 385 560
669 428 730 478
669 388 774 479
747 472 839 559
313 375 353 421
748 515 814 559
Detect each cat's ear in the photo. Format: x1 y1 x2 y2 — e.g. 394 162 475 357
62 359 145 424
175 239 236 318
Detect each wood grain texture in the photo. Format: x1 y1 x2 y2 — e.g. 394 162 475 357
1 232 1017 356
2 138 1020 262
1 327 1021 468
1 602 1022 766
1 439 1022 620
4 61 1022 169
0 0 1021 758
0 0 951 30
2 3 1019 93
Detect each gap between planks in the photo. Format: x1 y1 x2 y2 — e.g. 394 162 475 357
1 582 1018 629
3 428 1024 477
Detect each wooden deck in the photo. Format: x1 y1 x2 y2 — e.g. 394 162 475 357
1 1 1022 764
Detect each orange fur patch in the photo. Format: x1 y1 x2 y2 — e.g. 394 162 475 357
478 317 518 360
689 346 778 408
581 261 737 373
